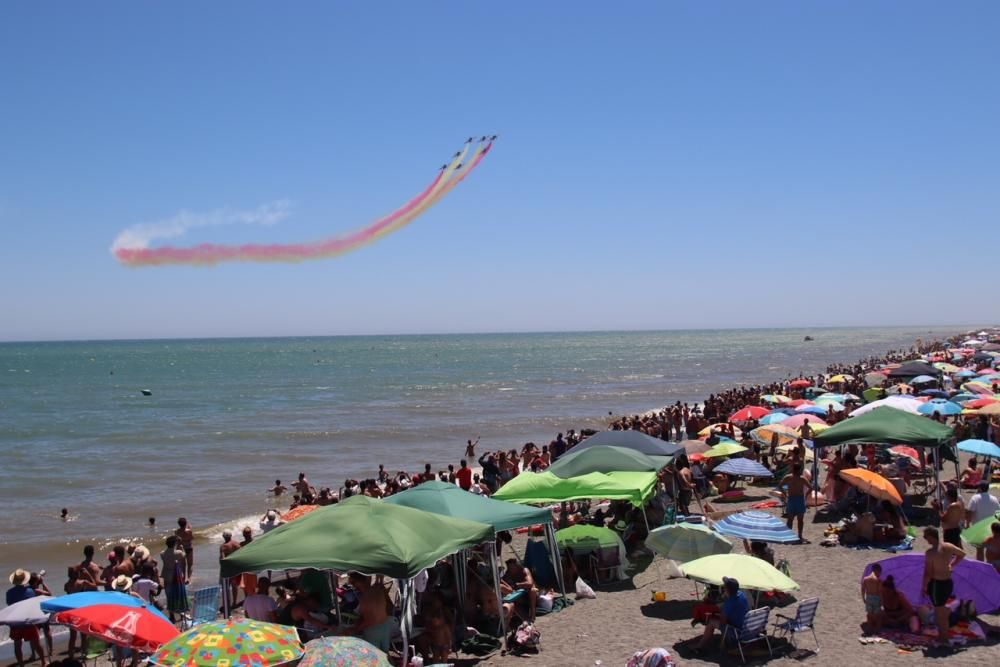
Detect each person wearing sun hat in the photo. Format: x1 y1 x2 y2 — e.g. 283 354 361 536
6 569 48 667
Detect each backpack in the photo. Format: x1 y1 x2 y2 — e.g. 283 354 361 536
512 621 541 653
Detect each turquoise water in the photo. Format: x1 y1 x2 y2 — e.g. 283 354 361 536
0 326 960 588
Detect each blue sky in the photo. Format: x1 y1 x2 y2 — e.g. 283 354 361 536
1 2 997 341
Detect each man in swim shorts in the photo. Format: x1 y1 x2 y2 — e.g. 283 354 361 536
922 526 965 646
934 487 965 549
781 463 809 541
861 563 882 634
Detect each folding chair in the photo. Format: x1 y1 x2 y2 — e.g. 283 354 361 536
82 638 111 667
721 606 772 664
588 546 621 584
183 585 221 628
773 596 819 651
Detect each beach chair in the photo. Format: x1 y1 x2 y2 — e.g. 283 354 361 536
721 606 772 663
588 546 622 584
82 638 111 667
183 585 221 628
773 597 819 651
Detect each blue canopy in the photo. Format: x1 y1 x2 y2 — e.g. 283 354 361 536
40 592 169 620
957 439 1000 459
713 511 800 544
714 458 773 478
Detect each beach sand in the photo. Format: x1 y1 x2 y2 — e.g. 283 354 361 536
477 492 1000 667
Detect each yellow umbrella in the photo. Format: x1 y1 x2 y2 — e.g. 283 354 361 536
807 423 830 434
697 423 743 439
751 424 797 447
703 442 748 458
977 402 1000 416
839 468 903 505
828 374 854 384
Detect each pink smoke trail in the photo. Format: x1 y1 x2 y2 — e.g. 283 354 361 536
114 139 492 267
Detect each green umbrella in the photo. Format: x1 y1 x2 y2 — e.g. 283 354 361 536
149 619 302 667
220 495 493 579
646 523 733 563
547 445 669 478
680 554 799 592
961 511 1000 547
492 470 658 507
555 524 624 551
703 442 748 459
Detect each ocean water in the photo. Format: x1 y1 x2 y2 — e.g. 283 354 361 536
0 326 959 591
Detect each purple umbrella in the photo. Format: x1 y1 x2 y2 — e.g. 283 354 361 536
861 554 1000 613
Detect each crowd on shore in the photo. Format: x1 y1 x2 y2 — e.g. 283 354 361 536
6 329 1000 666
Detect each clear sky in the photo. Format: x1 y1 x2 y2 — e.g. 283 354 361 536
1 2 997 341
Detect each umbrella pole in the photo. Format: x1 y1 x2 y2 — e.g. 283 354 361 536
488 542 509 649
545 522 567 601
933 454 943 510
328 571 341 622
454 550 467 642
400 578 413 667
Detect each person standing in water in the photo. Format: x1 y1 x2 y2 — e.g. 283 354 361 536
175 518 194 579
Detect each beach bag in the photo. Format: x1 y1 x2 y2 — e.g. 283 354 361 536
460 633 501 656
513 621 540 652
574 576 596 600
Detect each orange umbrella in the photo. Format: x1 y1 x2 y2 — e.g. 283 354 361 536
977 402 1000 416
839 468 903 505
282 504 321 522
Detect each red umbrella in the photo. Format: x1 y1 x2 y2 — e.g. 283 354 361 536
966 397 1000 410
789 379 812 389
729 406 771 422
786 399 815 408
889 446 923 468
54 604 179 652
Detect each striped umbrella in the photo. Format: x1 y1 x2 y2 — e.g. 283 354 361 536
713 511 799 544
646 523 732 563
714 458 773 478
760 394 792 404
750 424 797 447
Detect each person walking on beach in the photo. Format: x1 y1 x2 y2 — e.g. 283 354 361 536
220 531 241 608
861 563 882 634
175 517 194 579
922 527 965 647
782 463 809 541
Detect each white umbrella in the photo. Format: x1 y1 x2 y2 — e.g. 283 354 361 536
0 595 53 625
849 395 922 417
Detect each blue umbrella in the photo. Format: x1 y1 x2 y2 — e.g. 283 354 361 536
714 458 773 478
41 592 169 621
713 511 800 544
957 439 1000 459
956 370 977 378
759 413 789 425
950 392 979 404
817 393 847 403
910 374 938 385
795 405 829 416
917 402 961 416
919 389 949 398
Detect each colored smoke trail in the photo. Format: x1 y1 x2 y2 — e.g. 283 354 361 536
113 139 494 267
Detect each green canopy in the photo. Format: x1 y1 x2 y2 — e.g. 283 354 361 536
220 495 493 580
547 445 669 478
814 407 954 448
555 524 624 551
492 470 658 507
383 480 551 533
961 511 1000 547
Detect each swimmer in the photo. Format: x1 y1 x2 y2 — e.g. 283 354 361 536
60 508 68 521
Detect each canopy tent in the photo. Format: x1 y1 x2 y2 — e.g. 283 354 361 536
849 395 923 416
888 360 942 379
492 470 658 507
571 430 682 458
220 495 496 666
814 407 954 449
546 445 668 478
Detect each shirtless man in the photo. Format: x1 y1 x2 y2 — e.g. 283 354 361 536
77 545 102 592
112 545 135 578
922 527 965 646
465 436 479 459
219 531 241 607
175 518 194 579
781 463 809 541
347 572 394 652
294 472 313 497
983 522 1000 572
676 462 694 516
500 559 538 622
933 488 964 548
861 563 882 634
269 480 287 498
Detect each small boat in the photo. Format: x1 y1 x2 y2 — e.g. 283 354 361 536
140 389 152 396
803 336 814 342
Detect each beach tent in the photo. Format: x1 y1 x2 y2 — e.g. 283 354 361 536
547 445 668 478
849 395 923 416
220 495 494 666
492 470 658 507
571 430 682 458
888 360 941 379
384 480 562 642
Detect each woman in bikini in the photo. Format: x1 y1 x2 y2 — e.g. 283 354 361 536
880 575 919 633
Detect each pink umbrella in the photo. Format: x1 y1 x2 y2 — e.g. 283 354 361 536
781 414 828 430
787 399 815 408
889 446 923 468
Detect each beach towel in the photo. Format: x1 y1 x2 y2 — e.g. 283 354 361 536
873 620 986 648
626 647 676 667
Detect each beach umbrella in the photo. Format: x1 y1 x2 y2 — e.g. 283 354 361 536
697 424 743 439
815 393 846 403
933 363 960 373
681 554 799 592
789 379 812 389
978 402 1000 416
714 458 773 478
838 468 902 505
865 372 888 387
961 511 1000 547
962 397 999 410
729 406 771 422
803 387 828 398
909 374 938 385
919 389 950 398
862 387 887 403
949 392 978 404
703 442 748 459
888 446 922 467
786 399 814 408
760 394 791 404
53 604 178 652
849 395 923 416
956 369 978 378
795 404 830 416
750 424 797 447
555 524 624 551
862 555 1000 614
958 439 1000 459
917 401 962 416
713 511 798 544
41 592 169 621
300 637 389 667
680 439 711 455
758 412 790 425
0 596 53 626
828 374 853 384
780 414 828 430
776 443 814 461
149 619 303 667
282 504 320 523
646 523 732 563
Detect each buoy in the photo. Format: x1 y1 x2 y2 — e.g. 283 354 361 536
140 389 152 396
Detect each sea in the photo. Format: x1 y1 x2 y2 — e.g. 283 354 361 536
0 326 965 596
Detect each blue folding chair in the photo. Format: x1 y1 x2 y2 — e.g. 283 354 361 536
721 606 772 663
184 586 220 628
773 597 819 651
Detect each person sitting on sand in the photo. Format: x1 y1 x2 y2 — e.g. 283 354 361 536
243 578 278 622
861 563 882 635
879 575 919 632
692 576 748 655
958 458 983 489
742 540 775 566
874 501 905 543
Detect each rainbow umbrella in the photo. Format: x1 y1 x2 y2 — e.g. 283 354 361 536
300 637 389 667
149 619 303 667
751 424 797 446
760 394 792 404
